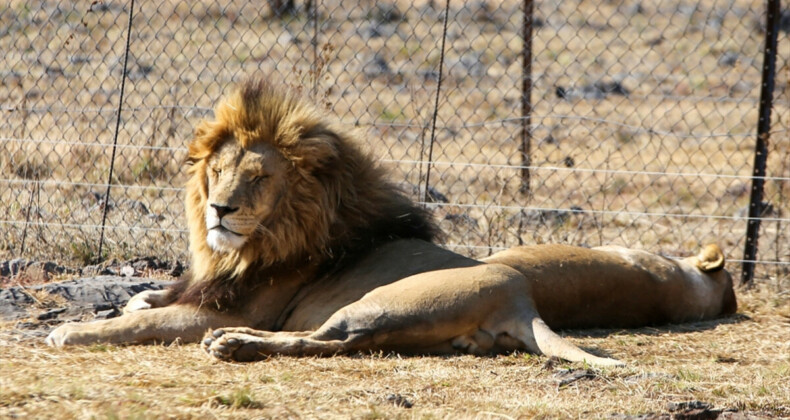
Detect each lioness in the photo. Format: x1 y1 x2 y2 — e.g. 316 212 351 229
46 79 737 366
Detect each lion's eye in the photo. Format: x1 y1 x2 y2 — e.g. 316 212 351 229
251 174 269 183
212 168 221 177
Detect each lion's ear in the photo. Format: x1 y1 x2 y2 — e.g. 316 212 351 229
194 120 208 138
296 125 340 172
186 142 206 166
186 120 213 166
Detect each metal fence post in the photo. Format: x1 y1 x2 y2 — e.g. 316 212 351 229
97 0 136 263
422 0 451 206
310 0 318 99
519 0 534 196
741 0 781 287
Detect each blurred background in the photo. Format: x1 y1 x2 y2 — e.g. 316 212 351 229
1 0 788 285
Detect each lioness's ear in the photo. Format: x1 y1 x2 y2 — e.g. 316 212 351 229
696 243 725 272
296 125 340 172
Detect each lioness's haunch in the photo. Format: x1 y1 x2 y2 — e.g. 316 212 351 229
46 79 737 366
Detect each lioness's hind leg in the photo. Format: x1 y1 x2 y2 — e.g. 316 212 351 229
451 330 495 355
205 326 301 338
202 329 345 362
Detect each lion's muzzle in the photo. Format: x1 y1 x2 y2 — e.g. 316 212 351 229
205 204 250 252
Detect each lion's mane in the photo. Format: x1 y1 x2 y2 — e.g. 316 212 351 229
168 79 438 311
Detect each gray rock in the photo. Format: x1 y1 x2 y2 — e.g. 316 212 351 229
0 276 172 321
362 54 392 79
1 259 32 277
556 81 630 100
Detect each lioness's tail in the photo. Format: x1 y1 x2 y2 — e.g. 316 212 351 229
695 244 725 273
528 318 625 367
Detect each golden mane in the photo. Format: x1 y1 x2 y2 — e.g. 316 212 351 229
174 79 438 310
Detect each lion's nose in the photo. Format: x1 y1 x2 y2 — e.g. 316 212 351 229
211 204 239 219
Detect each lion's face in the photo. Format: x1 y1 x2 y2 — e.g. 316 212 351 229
184 78 418 280
203 139 289 253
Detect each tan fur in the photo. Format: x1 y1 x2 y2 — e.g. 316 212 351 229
46 79 737 367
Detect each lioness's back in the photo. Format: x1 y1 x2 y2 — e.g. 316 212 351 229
484 244 733 329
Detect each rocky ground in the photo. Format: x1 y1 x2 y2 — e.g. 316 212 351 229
0 257 176 340
0 256 183 287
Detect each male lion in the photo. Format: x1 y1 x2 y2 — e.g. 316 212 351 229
47 79 737 366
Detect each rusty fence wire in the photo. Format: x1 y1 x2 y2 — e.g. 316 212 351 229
1 0 788 284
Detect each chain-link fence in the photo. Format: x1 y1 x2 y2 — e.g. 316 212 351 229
1 0 788 284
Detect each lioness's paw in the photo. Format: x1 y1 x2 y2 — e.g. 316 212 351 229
201 329 235 359
202 329 267 362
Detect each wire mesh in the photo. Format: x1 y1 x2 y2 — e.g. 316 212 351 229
1 0 788 282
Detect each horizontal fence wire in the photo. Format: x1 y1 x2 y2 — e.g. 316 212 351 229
6 158 790 189
0 0 788 284
4 124 789 153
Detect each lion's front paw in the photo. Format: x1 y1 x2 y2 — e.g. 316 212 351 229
202 329 268 362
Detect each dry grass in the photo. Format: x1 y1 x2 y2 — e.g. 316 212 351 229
1 287 788 419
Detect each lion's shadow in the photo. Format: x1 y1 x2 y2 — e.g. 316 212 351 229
556 313 749 360
559 313 749 339
359 315 750 362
